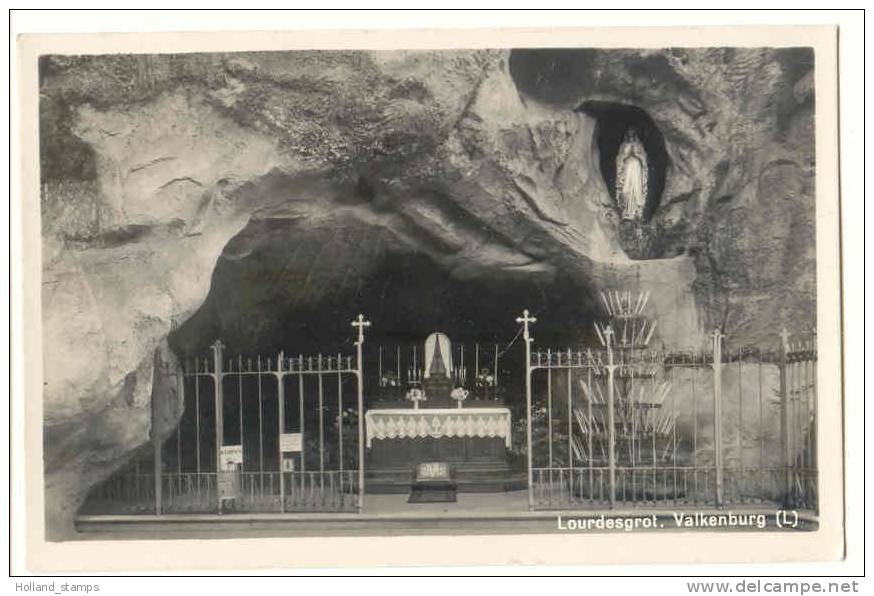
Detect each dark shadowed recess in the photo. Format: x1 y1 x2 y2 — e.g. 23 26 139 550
576 101 668 221
170 232 601 358
508 48 601 105
168 217 603 411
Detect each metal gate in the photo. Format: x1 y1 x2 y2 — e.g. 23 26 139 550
81 315 371 515
518 295 818 512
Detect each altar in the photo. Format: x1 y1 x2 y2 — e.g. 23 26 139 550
365 408 512 448
364 331 517 494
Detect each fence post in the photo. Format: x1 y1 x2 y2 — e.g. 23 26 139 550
567 349 573 470
276 353 285 513
779 328 793 508
711 329 725 508
211 340 224 514
516 310 537 509
352 314 371 511
152 367 168 516
604 327 617 509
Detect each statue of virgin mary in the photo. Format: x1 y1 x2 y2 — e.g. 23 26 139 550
615 129 648 220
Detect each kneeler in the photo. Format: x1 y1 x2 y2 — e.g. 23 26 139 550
408 462 457 503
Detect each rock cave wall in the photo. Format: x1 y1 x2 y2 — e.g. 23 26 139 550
38 47 814 537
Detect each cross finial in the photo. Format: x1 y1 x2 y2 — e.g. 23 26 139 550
515 309 537 342
779 327 791 352
352 313 371 345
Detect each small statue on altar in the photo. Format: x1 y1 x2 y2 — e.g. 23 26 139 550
615 128 648 221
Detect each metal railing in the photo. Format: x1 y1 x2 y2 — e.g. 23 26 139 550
81 470 359 514
531 466 817 509
519 305 819 513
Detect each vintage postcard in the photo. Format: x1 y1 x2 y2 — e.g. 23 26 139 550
16 24 844 572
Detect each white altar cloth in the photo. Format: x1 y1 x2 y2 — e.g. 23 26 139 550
365 408 512 448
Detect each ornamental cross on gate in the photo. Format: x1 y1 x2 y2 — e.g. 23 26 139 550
352 313 371 345
516 309 537 342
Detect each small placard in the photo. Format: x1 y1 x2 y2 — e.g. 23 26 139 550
416 462 450 482
279 432 302 453
219 444 243 470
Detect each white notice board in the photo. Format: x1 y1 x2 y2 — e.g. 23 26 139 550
279 433 302 453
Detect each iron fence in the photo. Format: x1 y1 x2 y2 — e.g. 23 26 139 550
80 469 360 514
80 315 371 516
520 309 818 512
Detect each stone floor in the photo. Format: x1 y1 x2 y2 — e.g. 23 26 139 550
362 490 530 516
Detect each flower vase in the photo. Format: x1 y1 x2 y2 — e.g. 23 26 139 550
413 400 419 410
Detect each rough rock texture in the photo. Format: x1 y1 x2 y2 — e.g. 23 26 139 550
510 48 816 341
39 47 814 537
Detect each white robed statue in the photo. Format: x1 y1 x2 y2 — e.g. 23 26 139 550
423 332 452 379
615 129 648 220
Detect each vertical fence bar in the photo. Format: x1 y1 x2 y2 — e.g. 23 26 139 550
338 368 344 474
352 314 371 511
604 327 617 509
810 330 819 502
779 329 792 507
195 362 201 474
789 356 796 491
670 362 677 505
630 354 636 466
176 368 184 474
802 352 809 470
586 364 594 497
153 375 163 515
567 350 573 469
516 310 536 509
276 354 286 513
737 350 744 502
546 349 553 469
758 357 764 502
212 341 225 513
692 353 698 502
257 356 264 474
238 355 244 472
711 329 724 507
298 367 305 473
318 355 325 474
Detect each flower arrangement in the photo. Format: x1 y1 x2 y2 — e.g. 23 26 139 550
475 368 496 388
380 372 400 388
404 387 426 409
450 387 469 408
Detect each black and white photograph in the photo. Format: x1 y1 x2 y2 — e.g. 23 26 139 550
12 14 853 575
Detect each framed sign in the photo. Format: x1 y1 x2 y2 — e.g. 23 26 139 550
219 445 243 470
